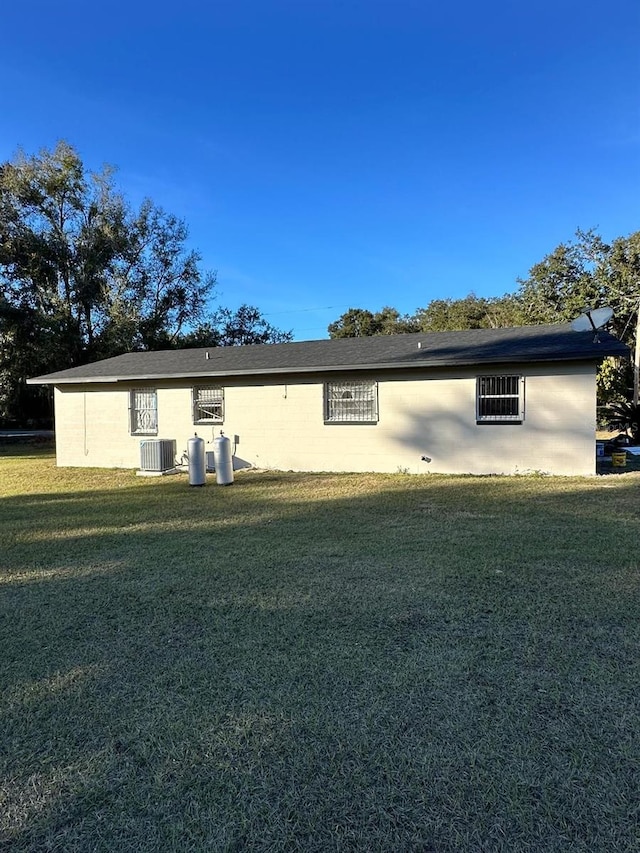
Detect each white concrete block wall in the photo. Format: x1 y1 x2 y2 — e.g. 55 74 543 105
54 385 133 467
52 361 597 475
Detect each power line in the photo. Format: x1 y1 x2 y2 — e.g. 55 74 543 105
262 304 351 317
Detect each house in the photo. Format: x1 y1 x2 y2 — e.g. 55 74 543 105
28 324 628 476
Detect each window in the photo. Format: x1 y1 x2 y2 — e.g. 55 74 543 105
477 375 524 423
130 389 158 435
193 386 224 423
325 381 378 423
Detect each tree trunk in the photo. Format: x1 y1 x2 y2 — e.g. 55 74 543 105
634 301 640 406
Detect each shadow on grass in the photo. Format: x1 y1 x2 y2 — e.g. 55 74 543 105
1 466 640 851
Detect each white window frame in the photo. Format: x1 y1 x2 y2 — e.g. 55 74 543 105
193 386 224 424
476 375 524 423
324 380 379 424
130 389 158 435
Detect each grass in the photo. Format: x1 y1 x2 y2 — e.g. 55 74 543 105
1 446 639 852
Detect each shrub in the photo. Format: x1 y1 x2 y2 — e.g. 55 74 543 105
606 400 640 442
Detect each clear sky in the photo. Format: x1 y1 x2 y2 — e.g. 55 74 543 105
1 0 639 340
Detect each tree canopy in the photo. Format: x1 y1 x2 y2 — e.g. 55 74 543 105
327 229 640 406
0 142 290 426
413 293 524 332
328 294 525 339
328 306 419 338
180 304 293 348
514 229 639 403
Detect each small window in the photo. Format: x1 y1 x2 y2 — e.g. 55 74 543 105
325 381 378 423
193 386 224 423
130 389 158 435
477 375 524 423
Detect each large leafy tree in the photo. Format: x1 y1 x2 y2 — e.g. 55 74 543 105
180 304 293 347
2 143 128 367
414 293 523 332
328 297 520 339
515 229 640 403
328 308 378 338
514 229 638 339
328 306 418 338
0 142 215 424
97 199 214 355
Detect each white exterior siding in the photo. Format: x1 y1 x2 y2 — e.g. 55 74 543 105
52 361 597 475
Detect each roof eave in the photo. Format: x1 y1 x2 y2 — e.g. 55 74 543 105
27 348 625 385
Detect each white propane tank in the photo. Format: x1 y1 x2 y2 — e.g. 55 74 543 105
213 432 234 485
187 434 206 486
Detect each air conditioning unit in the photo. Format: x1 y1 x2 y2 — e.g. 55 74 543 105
140 439 176 472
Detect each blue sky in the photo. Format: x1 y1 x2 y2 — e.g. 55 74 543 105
2 0 638 339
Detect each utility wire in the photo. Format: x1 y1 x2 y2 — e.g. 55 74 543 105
262 304 352 317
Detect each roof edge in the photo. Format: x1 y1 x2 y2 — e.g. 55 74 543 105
27 348 626 385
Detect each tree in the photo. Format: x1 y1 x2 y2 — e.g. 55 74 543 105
515 229 640 404
516 230 610 327
374 306 420 335
328 295 521 338
0 141 216 424
328 308 378 338
414 293 523 332
593 231 640 404
328 306 418 338
181 304 293 347
0 295 57 425
98 199 215 354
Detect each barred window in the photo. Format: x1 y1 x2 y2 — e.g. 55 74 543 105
477 375 524 423
130 389 158 435
325 381 378 423
193 386 224 423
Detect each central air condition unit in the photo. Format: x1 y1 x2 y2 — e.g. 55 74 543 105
140 439 176 472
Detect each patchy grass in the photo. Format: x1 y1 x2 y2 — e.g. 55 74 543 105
1 451 639 852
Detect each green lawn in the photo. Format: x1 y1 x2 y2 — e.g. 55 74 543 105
1 447 639 852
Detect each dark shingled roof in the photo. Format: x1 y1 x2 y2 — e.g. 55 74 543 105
28 324 628 385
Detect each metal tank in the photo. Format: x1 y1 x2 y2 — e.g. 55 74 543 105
213 433 234 486
187 434 206 486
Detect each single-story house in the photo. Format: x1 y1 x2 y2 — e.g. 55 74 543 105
28 324 628 476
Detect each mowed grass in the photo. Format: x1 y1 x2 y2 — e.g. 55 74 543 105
1 447 639 852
